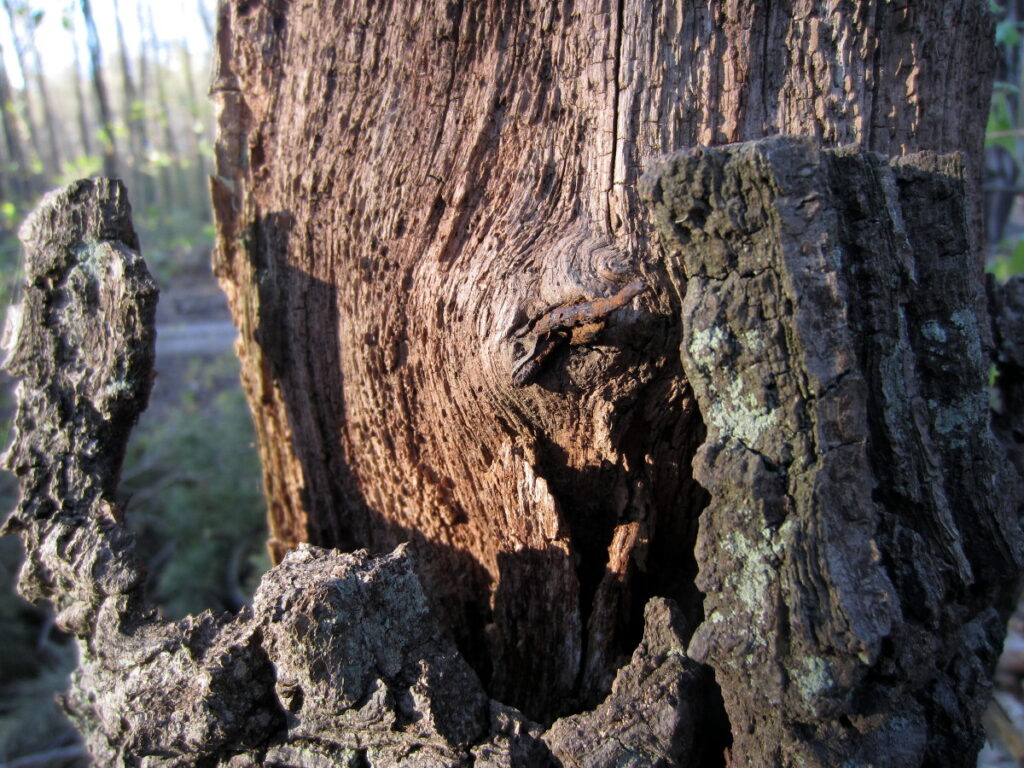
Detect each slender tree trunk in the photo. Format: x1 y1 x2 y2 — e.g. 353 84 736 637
197 0 213 44
212 0 1004 724
69 14 93 160
147 8 178 209
80 0 118 178
0 39 30 198
1 0 42 171
135 0 153 206
24 10 63 175
112 0 149 203
178 32 209 221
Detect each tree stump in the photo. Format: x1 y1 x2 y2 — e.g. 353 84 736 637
3 136 1022 765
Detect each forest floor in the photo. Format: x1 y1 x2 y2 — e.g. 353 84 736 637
153 273 237 383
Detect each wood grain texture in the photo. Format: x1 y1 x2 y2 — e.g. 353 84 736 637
3 179 709 767
211 0 997 721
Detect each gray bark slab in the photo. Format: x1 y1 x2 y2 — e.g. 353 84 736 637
643 137 1024 766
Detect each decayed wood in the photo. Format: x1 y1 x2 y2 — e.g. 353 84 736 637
2 178 712 767
211 0 999 723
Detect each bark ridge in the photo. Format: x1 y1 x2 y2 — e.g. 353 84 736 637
643 136 1023 766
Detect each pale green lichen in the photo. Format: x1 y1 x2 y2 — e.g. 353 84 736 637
75 241 126 285
739 328 766 352
949 308 984 369
794 654 834 710
718 526 776 631
687 325 731 370
928 392 986 445
920 320 947 344
100 378 133 400
949 308 973 330
703 376 781 449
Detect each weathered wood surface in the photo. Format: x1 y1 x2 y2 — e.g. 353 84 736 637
0 179 708 767
211 0 999 724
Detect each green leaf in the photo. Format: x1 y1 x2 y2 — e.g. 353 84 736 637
1008 239 1024 274
997 18 1022 46
0 201 15 219
987 91 1017 151
988 238 1024 281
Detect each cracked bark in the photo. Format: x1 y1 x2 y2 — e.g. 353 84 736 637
644 138 1022 766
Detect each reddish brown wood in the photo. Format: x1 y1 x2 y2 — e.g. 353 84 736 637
210 0 997 723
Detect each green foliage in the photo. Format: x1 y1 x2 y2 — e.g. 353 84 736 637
55 153 103 187
988 237 1024 281
987 85 1018 152
120 354 268 619
134 205 214 284
128 99 146 123
0 202 17 229
988 3 1024 280
997 15 1023 47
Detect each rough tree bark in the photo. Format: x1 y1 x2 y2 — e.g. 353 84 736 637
210 0 1007 727
5 142 1022 768
4 2 1024 767
645 138 1021 766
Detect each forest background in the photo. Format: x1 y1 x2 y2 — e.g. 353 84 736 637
0 2 267 765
